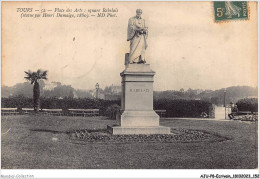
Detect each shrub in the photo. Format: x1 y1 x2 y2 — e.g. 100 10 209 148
105 104 121 119
236 98 258 112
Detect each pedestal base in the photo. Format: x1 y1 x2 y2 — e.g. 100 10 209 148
107 125 171 135
120 110 159 127
114 63 170 135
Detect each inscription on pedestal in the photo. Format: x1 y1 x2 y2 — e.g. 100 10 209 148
130 89 150 93
125 82 153 111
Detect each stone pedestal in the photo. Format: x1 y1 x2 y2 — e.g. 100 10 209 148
108 63 171 135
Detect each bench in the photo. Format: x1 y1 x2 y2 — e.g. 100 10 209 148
42 109 62 116
22 108 34 114
1 108 19 115
68 109 99 117
155 109 166 117
235 111 252 115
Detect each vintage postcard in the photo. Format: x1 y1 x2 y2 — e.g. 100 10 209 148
1 1 258 179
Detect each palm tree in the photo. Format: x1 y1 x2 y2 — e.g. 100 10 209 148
24 69 48 112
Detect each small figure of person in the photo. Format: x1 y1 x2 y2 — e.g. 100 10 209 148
228 105 238 119
232 105 238 113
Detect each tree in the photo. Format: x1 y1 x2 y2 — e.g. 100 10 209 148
24 69 48 112
179 88 185 93
104 86 113 94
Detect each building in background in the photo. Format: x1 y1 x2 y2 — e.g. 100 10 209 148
104 84 121 100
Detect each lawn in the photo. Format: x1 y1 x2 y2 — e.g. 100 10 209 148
1 115 258 169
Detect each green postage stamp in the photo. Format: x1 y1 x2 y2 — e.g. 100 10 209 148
214 1 248 22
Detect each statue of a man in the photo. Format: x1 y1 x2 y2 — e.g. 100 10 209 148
127 9 148 64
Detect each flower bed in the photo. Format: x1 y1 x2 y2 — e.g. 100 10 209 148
68 128 231 144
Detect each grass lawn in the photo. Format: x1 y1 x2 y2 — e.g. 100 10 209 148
1 115 258 169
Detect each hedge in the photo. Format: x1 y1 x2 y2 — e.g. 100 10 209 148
2 97 213 117
236 98 258 112
1 96 120 116
154 99 212 118
1 96 33 110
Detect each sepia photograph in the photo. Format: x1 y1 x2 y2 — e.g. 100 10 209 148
1 1 259 178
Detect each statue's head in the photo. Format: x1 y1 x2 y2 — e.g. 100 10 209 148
136 9 142 18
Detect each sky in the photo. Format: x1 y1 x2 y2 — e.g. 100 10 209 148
2 1 258 91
